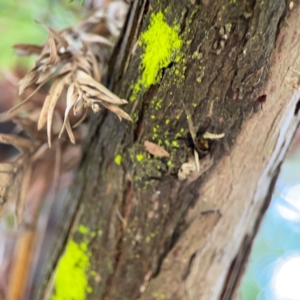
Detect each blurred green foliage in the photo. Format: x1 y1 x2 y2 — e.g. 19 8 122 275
0 0 84 70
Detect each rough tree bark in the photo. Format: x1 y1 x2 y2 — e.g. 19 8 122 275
30 0 300 299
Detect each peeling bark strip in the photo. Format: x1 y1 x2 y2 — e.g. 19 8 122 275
36 0 300 299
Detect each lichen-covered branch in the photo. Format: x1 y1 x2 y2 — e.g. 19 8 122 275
35 0 300 299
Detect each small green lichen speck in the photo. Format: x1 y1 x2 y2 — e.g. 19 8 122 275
136 154 144 162
52 239 92 300
78 225 89 234
172 141 179 148
114 154 122 165
130 11 182 101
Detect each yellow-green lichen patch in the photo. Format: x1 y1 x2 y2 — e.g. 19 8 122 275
140 11 182 87
153 292 167 299
155 99 163 110
52 239 92 300
136 154 144 162
172 141 179 148
167 160 173 167
78 225 89 234
114 154 122 165
130 11 182 102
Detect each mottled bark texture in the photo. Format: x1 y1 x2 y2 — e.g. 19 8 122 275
39 0 300 299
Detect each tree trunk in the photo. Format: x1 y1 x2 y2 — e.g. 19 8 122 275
33 0 300 299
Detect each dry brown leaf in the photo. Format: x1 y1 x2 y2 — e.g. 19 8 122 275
0 134 35 153
66 83 76 112
57 63 73 76
59 84 76 138
53 102 64 135
47 36 59 65
37 51 50 65
31 143 48 162
72 110 88 128
13 44 43 56
13 118 46 142
73 89 84 115
0 109 23 123
19 70 37 95
89 51 101 82
35 21 68 49
80 39 89 54
82 93 91 105
74 99 85 113
75 55 93 74
144 141 170 158
100 102 132 121
11 83 45 114
76 70 125 104
35 67 56 84
65 118 75 144
46 77 66 147
38 77 65 131
97 92 128 105
79 32 113 47
80 85 101 97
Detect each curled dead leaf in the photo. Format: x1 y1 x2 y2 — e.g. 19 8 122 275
46 77 67 147
0 134 36 153
100 101 132 121
65 118 75 144
18 70 37 95
38 76 65 131
35 20 68 49
144 141 170 158
47 36 59 65
13 44 43 56
78 32 113 47
76 70 125 104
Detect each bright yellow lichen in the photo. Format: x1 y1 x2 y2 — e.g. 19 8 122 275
136 154 144 162
140 11 182 87
130 11 182 101
78 225 89 234
52 227 92 300
114 154 122 165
